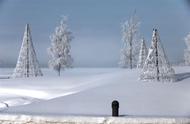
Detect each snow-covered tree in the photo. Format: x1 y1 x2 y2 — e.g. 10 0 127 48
12 24 43 78
140 29 175 82
184 33 190 65
137 38 148 68
48 17 73 76
119 13 140 69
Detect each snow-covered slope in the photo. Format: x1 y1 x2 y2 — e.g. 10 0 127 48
0 67 190 117
0 68 121 111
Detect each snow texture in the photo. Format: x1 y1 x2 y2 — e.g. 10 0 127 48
0 67 189 117
0 115 190 124
137 38 148 68
12 24 43 78
140 29 175 82
48 16 73 76
184 33 190 65
119 13 140 69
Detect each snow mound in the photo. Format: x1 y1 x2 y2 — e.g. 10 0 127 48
1 67 190 117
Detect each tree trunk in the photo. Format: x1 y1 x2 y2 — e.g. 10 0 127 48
58 64 61 76
58 69 60 76
155 30 160 81
26 31 29 77
130 42 132 69
129 34 133 69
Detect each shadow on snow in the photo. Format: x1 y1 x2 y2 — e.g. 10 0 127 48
175 72 190 82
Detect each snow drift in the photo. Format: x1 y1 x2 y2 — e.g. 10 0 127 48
0 67 189 117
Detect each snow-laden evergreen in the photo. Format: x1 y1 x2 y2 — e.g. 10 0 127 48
184 33 190 65
48 17 73 76
137 38 148 68
119 13 140 69
12 24 43 78
140 29 175 82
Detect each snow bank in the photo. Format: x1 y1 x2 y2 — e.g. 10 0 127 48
0 114 190 124
0 68 122 110
1 67 190 117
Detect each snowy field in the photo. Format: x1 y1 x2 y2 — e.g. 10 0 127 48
0 66 190 118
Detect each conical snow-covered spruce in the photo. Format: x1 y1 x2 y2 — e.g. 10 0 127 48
137 38 148 68
140 29 175 82
12 24 43 78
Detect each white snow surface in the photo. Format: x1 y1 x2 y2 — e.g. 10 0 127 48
0 67 190 117
0 115 190 124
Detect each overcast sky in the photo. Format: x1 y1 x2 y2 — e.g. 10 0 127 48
0 0 190 67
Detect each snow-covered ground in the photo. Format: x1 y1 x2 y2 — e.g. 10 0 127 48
0 67 190 117
0 114 190 124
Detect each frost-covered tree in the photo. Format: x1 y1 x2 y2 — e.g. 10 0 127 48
119 13 140 69
184 33 190 65
137 38 148 68
12 24 43 78
140 29 175 82
48 17 73 76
